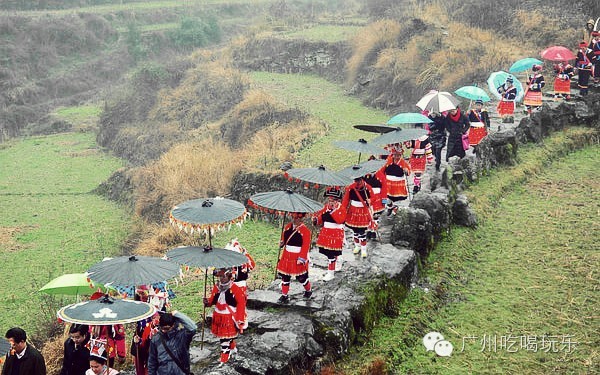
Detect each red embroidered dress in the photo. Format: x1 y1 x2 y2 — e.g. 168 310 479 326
277 222 311 276
207 283 247 338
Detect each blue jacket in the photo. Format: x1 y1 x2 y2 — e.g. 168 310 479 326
148 311 197 375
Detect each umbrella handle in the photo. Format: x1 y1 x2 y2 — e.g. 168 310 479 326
273 214 287 281
201 269 207 350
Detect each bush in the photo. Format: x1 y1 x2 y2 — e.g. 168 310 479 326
167 16 222 52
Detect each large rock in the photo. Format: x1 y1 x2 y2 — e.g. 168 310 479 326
409 191 452 240
388 207 433 258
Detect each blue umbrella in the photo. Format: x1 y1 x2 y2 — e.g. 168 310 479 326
454 86 491 102
386 112 432 125
487 71 524 102
509 57 543 73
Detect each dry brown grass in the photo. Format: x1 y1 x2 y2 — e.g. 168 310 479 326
40 334 66 375
347 19 402 84
134 224 188 257
0 226 35 252
132 138 241 220
150 60 250 129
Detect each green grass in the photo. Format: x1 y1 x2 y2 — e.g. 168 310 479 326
54 104 103 130
15 0 273 17
250 71 391 169
115 22 179 33
0 132 130 338
338 130 599 374
279 25 362 42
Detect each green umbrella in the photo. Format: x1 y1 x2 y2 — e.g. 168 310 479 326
39 273 106 297
169 197 247 247
386 112 433 125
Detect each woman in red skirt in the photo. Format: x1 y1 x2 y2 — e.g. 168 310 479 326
204 268 247 366
277 213 313 303
524 64 545 114
379 144 412 215
313 187 346 281
553 61 574 100
496 77 518 123
404 135 432 193
342 176 375 258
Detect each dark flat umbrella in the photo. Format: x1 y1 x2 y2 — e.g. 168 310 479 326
169 197 247 247
372 128 428 145
165 245 249 349
57 295 156 325
333 138 388 164
339 159 386 179
285 165 352 188
166 246 249 269
248 189 323 215
248 189 323 280
0 338 10 357
87 255 181 287
353 124 397 134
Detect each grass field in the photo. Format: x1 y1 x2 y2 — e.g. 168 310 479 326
0 132 131 338
278 24 362 42
250 71 391 169
338 131 599 374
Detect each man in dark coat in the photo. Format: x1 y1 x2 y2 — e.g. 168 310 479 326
59 324 90 375
148 311 196 375
427 111 446 171
2 327 46 375
444 106 470 161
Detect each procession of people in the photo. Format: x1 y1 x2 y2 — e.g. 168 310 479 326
3 21 599 375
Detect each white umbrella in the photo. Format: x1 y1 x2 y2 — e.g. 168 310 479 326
416 90 460 112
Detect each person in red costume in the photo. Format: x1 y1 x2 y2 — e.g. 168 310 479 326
379 144 411 216
276 213 313 303
342 176 375 258
203 268 247 367
313 187 346 281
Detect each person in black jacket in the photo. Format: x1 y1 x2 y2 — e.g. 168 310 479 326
2 327 46 375
444 106 470 161
60 324 90 375
427 111 446 171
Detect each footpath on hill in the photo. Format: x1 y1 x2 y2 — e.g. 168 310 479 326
339 141 599 374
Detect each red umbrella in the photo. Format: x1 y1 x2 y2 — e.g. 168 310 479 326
540 46 576 62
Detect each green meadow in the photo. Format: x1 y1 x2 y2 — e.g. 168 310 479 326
0 132 130 337
340 130 599 374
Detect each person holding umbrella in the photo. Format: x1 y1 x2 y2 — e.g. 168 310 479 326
427 111 446 171
203 268 247 367
378 143 411 215
591 32 600 85
466 99 489 146
444 106 470 161
553 61 574 100
523 64 545 114
576 40 594 96
342 174 375 257
363 167 386 236
277 212 313 302
60 324 90 375
313 187 347 281
404 134 432 193
496 77 518 123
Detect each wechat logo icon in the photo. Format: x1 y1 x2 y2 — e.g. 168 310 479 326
423 331 453 357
